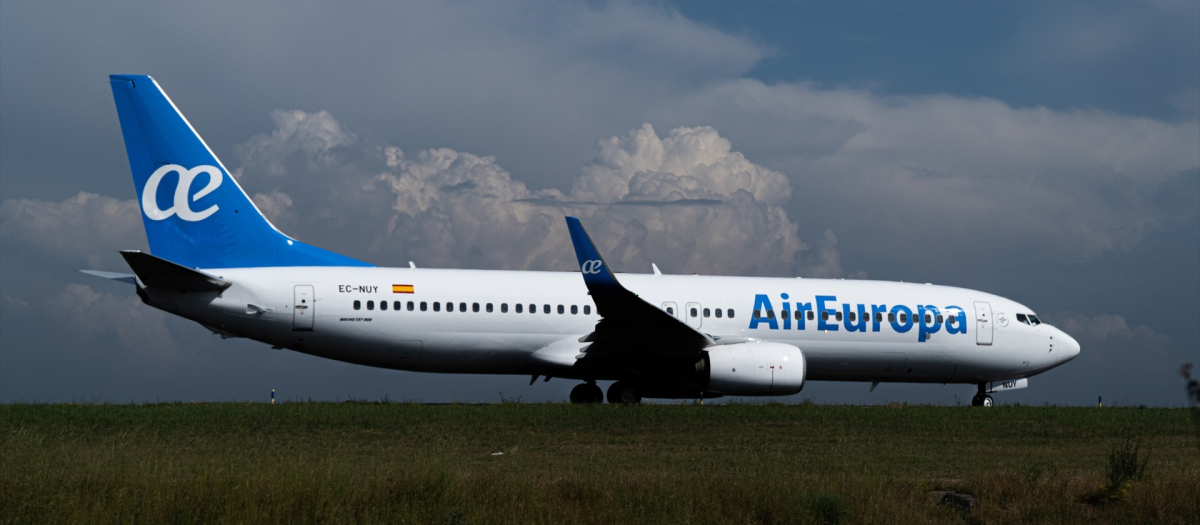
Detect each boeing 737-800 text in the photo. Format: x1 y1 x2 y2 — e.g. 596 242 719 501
84 75 1080 406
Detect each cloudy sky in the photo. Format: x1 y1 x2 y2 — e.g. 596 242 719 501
1 0 1197 406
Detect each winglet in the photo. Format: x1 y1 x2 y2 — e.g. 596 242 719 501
565 217 624 293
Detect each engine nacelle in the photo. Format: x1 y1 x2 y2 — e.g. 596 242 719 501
703 342 806 396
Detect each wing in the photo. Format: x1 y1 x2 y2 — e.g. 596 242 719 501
565 217 712 358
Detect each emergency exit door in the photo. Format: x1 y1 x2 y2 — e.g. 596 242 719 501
974 301 992 345
294 285 314 331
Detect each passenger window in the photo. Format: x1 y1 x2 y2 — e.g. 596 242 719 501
433 302 440 312
473 303 480 313
875 313 883 323
703 308 710 318
558 305 565 314
727 309 735 318
767 310 775 320
571 305 578 314
544 304 551 314
821 312 828 321
380 301 388 311
848 312 856 322
501 303 508 313
948 316 956 325
515 304 523 313
446 302 454 312
807 311 814 321
900 313 907 323
691 308 699 317
353 300 361 310
936 314 943 324
394 301 401 311
408 301 415 311
924 314 931 324
365 300 374 311
753 309 761 319
529 304 535 314
420 301 427 311
835 311 842 321
460 302 467 312
715 309 722 318
888 313 895 322
584 305 591 315
667 307 674 315
486 303 493 313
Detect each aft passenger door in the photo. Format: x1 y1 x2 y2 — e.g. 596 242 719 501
974 301 992 345
294 285 315 331
685 302 703 329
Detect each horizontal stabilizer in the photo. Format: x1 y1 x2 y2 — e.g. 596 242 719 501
119 250 231 292
78 270 137 285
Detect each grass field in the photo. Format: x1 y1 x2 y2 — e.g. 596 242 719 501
1 403 1197 524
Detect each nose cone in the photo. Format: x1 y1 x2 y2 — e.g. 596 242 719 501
1058 329 1081 362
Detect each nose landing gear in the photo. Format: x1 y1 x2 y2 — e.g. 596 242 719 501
971 383 994 407
569 382 604 404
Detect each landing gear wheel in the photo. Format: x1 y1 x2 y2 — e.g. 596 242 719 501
606 381 642 404
981 395 994 407
569 383 603 404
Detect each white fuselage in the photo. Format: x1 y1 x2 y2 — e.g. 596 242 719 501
143 266 1080 386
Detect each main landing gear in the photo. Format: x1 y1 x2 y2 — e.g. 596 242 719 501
971 383 994 407
569 382 603 404
568 381 643 404
606 381 642 404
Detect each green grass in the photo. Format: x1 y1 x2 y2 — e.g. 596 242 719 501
1 403 1197 524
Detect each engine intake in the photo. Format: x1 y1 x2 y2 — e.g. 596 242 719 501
702 342 806 396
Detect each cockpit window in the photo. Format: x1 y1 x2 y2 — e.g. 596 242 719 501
1016 313 1029 325
1028 314 1041 325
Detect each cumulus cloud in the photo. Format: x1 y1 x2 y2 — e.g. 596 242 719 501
1051 313 1172 352
233 111 848 278
664 80 1200 265
0 192 145 268
51 283 182 366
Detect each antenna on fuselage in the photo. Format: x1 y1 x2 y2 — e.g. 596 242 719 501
651 263 662 276
409 261 417 269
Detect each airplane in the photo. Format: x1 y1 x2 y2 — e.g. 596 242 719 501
84 74 1080 406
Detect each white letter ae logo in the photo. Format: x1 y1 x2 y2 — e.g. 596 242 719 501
142 164 223 222
581 260 604 274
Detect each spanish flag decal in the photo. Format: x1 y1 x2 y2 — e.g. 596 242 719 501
392 284 415 294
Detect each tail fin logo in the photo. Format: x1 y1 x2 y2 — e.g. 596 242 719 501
581 260 604 274
142 164 223 222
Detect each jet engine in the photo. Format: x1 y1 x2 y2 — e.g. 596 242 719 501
702 342 806 396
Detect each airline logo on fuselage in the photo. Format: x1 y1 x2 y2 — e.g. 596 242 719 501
748 294 968 342
142 164 223 222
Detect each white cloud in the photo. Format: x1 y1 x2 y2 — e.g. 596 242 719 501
661 80 1200 264
234 112 846 278
0 192 144 268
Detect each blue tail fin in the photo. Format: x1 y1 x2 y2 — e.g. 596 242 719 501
109 74 371 269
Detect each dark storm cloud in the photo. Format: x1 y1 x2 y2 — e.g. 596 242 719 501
2 1 1197 405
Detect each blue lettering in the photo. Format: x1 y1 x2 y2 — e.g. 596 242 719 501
870 304 887 332
749 294 778 330
844 303 867 332
795 303 812 330
816 295 839 331
890 305 913 333
917 305 942 342
781 293 791 330
945 306 968 334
